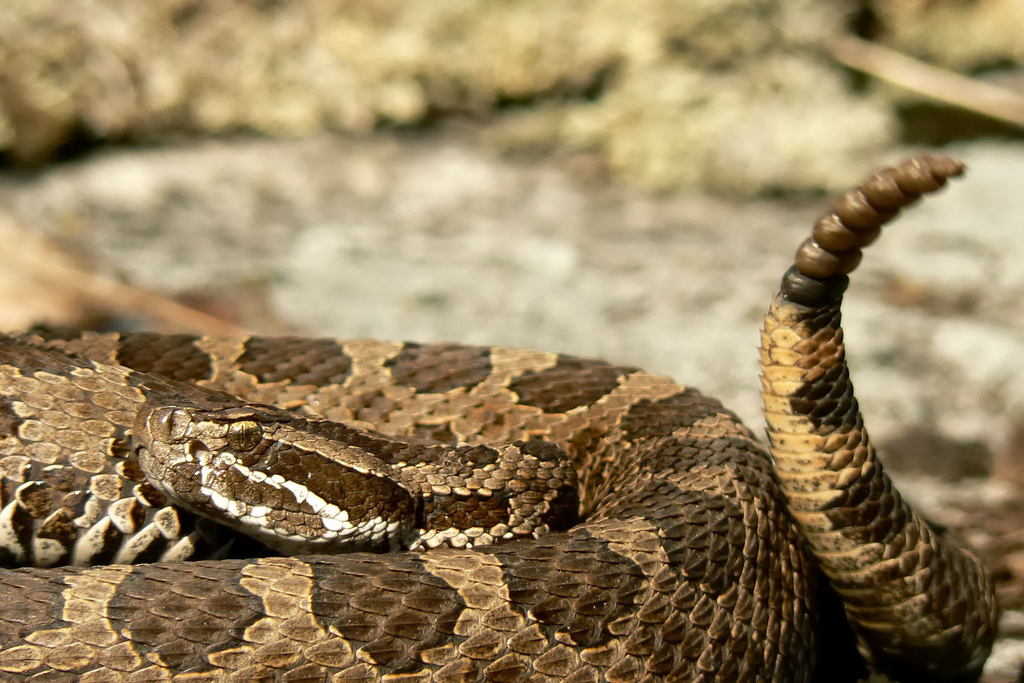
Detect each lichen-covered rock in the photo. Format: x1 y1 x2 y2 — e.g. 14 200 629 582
1 0 893 193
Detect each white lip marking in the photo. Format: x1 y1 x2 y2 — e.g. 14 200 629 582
282 480 309 504
305 491 327 514
322 517 345 531
209 490 230 511
195 454 404 550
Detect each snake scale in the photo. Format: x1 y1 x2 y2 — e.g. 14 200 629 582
0 155 999 681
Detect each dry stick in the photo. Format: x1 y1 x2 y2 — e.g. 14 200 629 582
53 262 250 336
7 221 248 336
830 35 1024 128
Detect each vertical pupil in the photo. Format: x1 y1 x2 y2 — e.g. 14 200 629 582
227 420 261 450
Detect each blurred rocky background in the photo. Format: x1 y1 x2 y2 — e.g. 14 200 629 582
1 1 1022 678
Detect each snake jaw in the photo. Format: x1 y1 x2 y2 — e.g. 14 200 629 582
132 402 419 554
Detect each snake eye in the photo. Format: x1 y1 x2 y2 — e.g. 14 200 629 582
226 420 262 451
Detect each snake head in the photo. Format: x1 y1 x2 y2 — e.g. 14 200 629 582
132 403 418 554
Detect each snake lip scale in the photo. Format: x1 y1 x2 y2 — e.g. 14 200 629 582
0 154 998 681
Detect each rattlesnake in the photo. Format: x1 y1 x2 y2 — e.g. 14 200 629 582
0 156 998 681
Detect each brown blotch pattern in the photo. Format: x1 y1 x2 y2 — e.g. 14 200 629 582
509 356 637 414
238 337 353 386
618 388 731 441
115 333 213 382
384 343 493 394
422 493 510 533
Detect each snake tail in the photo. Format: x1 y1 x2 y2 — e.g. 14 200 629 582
760 155 998 681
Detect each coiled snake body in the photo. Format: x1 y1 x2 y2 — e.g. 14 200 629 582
0 157 998 681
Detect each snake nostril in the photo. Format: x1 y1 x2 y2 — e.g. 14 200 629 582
149 406 191 443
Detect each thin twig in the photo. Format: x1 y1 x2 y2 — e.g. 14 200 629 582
830 35 1024 129
49 259 251 336
0 215 248 336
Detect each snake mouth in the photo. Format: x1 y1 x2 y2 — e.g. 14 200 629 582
184 450 417 553
203 457 384 534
